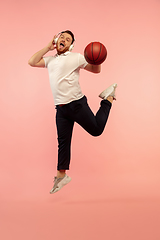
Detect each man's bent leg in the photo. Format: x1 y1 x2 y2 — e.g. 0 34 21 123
73 96 112 136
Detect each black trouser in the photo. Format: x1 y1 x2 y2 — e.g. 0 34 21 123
56 96 112 170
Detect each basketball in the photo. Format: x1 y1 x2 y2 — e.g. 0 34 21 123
84 42 107 65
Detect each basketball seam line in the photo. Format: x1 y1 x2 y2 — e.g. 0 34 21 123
94 42 102 62
91 42 95 64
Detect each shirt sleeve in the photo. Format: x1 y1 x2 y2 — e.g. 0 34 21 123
43 56 53 68
78 53 88 69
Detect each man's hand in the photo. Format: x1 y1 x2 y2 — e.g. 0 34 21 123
28 36 57 67
84 63 101 73
46 36 57 51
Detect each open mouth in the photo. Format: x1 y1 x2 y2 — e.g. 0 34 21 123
59 42 65 49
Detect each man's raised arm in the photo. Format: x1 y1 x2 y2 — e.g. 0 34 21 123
28 37 56 68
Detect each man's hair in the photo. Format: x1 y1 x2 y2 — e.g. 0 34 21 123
61 30 75 44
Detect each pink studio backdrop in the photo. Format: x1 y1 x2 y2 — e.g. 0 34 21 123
0 0 160 240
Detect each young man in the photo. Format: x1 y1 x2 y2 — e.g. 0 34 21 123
28 30 117 194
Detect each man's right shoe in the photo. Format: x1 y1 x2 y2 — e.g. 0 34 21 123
50 174 72 194
99 83 117 100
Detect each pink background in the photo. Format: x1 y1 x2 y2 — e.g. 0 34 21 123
0 0 160 239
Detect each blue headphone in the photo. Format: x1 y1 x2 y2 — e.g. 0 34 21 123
54 32 75 51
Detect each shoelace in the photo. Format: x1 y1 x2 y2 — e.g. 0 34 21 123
53 176 63 186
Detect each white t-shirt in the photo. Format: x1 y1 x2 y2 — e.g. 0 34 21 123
43 51 88 105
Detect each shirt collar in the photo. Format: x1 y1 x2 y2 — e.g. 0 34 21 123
55 51 70 57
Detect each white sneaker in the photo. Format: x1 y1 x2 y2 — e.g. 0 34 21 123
99 83 117 100
50 174 72 194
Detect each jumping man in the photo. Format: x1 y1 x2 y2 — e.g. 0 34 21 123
28 30 117 194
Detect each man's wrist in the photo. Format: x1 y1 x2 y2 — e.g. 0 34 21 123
44 46 50 52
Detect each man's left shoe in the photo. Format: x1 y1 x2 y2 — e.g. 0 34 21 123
50 174 72 194
99 83 117 100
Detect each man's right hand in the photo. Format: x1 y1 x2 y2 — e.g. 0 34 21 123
28 36 57 67
47 36 57 51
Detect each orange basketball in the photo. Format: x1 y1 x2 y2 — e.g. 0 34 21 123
84 42 107 65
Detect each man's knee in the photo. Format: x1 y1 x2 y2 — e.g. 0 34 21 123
91 130 103 137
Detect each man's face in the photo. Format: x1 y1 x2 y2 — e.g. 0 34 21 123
56 32 73 54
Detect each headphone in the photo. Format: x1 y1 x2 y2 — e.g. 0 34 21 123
54 32 75 51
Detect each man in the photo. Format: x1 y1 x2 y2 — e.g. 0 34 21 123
28 30 117 194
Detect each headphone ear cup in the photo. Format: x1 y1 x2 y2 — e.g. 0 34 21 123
54 37 58 44
54 32 62 44
69 44 74 51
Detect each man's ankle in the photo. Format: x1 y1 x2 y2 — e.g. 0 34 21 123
57 170 66 178
106 96 114 103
